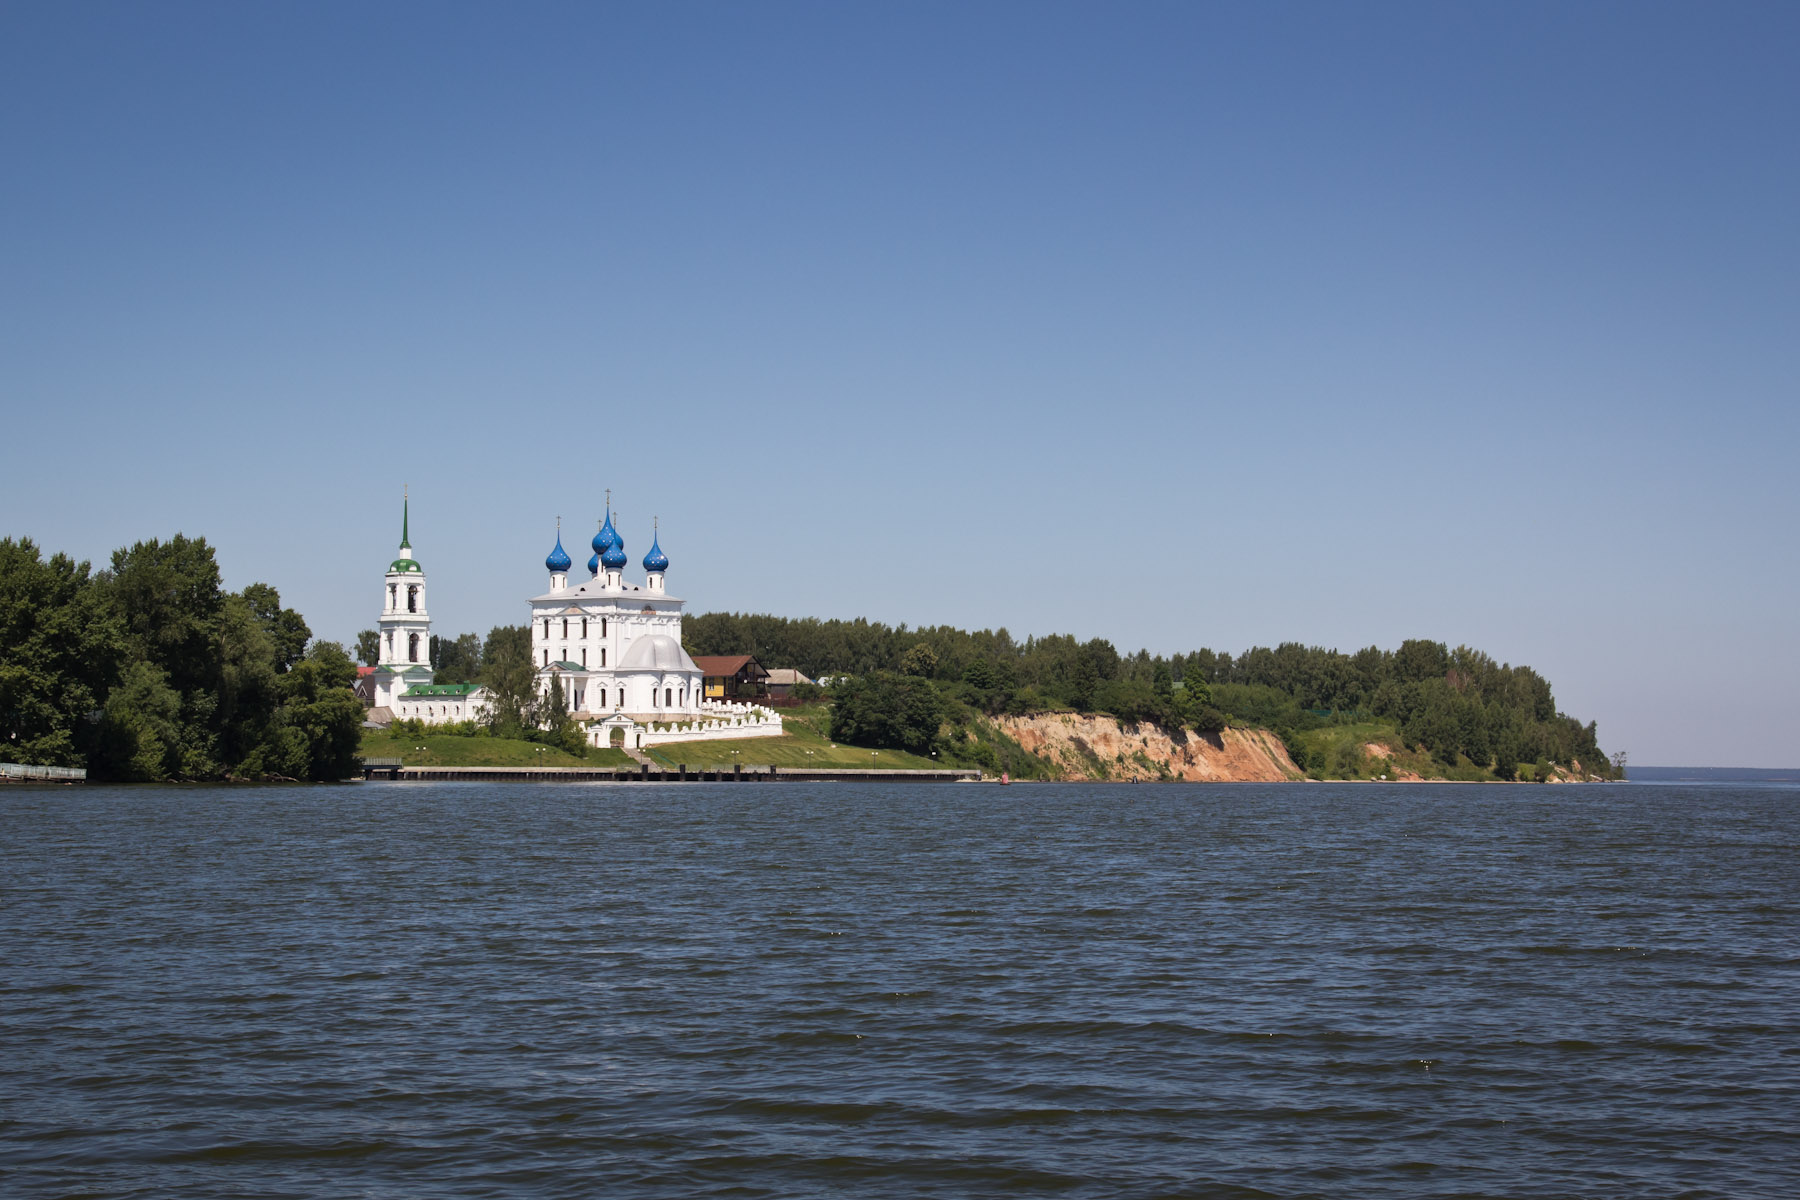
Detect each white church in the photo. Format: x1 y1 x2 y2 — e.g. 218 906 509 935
371 496 782 749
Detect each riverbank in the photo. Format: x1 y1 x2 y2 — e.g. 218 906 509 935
361 763 980 783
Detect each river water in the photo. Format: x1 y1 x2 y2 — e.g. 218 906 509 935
2 782 1795 1198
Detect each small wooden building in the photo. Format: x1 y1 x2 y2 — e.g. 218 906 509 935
764 668 814 698
692 654 771 700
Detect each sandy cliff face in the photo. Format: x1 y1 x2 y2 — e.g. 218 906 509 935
991 713 1300 782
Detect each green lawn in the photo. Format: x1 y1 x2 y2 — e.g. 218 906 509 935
361 709 942 772
360 729 634 768
640 703 943 770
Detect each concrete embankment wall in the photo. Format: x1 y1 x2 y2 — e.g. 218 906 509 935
1 763 87 783
364 764 982 783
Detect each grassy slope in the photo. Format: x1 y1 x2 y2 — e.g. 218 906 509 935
640 703 943 770
362 706 943 772
360 729 635 769
1286 720 1538 782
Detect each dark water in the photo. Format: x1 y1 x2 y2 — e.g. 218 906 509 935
3 783 1796 1198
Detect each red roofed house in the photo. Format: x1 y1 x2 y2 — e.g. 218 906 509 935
692 655 770 700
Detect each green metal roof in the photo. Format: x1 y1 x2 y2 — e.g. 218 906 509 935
402 683 483 697
548 660 585 671
389 558 422 573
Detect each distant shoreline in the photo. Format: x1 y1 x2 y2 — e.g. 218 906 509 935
1627 766 1800 782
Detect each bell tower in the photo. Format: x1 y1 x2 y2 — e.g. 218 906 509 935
373 488 435 708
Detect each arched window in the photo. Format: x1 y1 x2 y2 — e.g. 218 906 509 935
543 619 550 638
664 687 672 707
581 648 587 667
387 584 396 609
600 648 606 667
408 633 419 662
617 688 624 707
407 586 418 613
601 618 608 637
543 648 549 666
581 618 588 637
562 618 568 638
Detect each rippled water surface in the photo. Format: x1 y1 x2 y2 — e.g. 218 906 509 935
3 782 1796 1198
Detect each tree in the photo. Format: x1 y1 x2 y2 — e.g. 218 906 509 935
356 629 380 666
105 534 226 700
431 632 482 684
1393 638 1450 685
216 590 282 768
98 535 230 778
830 673 944 755
0 538 126 766
1092 678 1174 727
91 660 186 781
241 582 311 672
1065 653 1098 711
1190 704 1228 736
263 642 364 780
1177 673 1225 733
526 674 586 756
898 643 938 678
478 624 536 736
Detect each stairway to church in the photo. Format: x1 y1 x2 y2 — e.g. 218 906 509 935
622 746 657 768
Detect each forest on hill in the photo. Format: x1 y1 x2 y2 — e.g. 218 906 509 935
681 611 1615 780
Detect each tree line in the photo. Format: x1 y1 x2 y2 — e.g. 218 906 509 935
681 611 1612 775
2 535 362 781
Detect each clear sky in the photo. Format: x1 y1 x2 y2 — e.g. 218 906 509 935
3 2 1795 767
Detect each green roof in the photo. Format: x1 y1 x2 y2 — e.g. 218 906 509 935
548 660 585 671
389 558 422 573
402 683 483 697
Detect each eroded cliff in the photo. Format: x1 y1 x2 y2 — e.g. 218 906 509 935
990 713 1301 782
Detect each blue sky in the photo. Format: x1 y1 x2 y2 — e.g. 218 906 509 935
3 2 1795 766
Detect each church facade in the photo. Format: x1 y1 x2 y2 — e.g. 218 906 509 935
367 494 780 748
529 508 704 718
529 506 783 749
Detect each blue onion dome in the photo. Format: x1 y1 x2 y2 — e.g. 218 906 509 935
587 551 600 576
601 528 628 570
642 527 668 573
592 509 618 555
545 525 572 573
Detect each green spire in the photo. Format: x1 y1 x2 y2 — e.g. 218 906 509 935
401 486 411 549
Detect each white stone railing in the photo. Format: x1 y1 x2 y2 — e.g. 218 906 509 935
638 707 785 746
